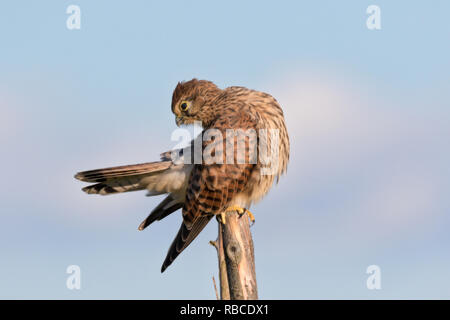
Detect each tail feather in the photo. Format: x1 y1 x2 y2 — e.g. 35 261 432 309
75 161 171 182
161 215 213 272
138 194 183 230
82 177 144 195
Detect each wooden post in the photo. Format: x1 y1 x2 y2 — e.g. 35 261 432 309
210 225 230 300
211 211 258 300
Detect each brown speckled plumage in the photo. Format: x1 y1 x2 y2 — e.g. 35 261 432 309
75 79 290 272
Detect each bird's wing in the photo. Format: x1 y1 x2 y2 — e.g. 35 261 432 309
74 144 195 196
161 111 258 272
161 215 213 272
75 161 173 195
138 193 183 231
75 154 193 229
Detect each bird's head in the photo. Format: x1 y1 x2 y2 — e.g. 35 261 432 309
171 79 222 127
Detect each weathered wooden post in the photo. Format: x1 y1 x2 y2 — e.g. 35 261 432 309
211 211 258 300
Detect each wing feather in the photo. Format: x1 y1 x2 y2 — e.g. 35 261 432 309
161 110 257 271
161 215 213 272
75 161 171 182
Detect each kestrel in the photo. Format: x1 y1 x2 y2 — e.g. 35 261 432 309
75 79 290 272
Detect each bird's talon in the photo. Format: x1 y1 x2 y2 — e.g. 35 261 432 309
219 206 256 225
245 210 256 225
220 212 227 225
224 205 255 225
225 205 244 215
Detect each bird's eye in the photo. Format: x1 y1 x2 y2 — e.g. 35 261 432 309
180 101 190 111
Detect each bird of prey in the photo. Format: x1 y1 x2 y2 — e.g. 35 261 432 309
75 79 290 272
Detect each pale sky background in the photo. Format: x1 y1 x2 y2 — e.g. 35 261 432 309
1 1 449 299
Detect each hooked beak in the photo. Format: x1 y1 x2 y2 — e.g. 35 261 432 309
175 116 183 126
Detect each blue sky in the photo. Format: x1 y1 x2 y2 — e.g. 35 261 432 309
1 1 449 299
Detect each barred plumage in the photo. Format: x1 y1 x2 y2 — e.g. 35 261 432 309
75 79 290 272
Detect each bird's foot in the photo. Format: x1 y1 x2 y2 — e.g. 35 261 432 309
224 205 255 225
244 210 256 225
215 212 227 224
220 212 227 225
225 205 245 215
